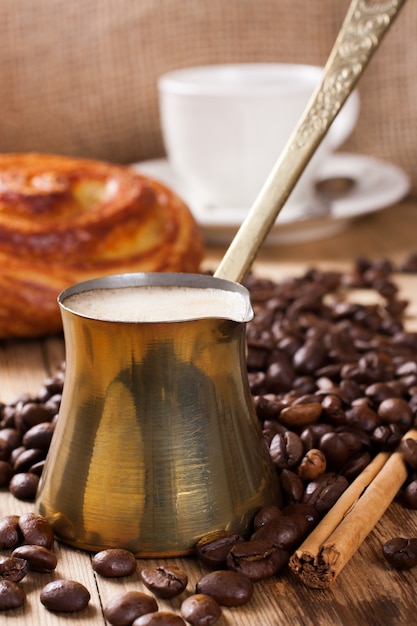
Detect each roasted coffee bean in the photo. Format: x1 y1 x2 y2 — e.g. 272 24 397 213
22 422 55 451
371 423 403 451
0 516 20 549
251 515 306 551
253 394 284 419
15 402 53 431
140 564 188 599
181 593 222 626
195 530 244 569
400 438 417 470
10 446 25 466
226 539 289 581
253 504 283 530
344 404 380 434
104 591 158 626
12 545 57 573
0 461 13 487
382 537 417 570
13 447 44 473
28 460 46 476
282 503 321 529
40 579 90 612
0 437 11 461
0 428 21 451
320 395 346 426
196 570 253 607
377 398 414 432
0 580 26 610
278 402 322 428
19 512 54 549
9 472 39 500
92 548 137 578
365 382 401 403
402 480 417 509
340 451 371 480
0 555 28 582
269 431 304 469
293 339 326 375
318 432 351 471
280 469 304 504
133 612 186 626
298 448 326 480
302 473 349 513
300 423 334 451
264 359 295 394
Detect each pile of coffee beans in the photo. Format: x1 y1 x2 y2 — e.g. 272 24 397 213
0 511 91 613
1 256 417 620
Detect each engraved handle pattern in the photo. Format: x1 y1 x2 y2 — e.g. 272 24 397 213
215 0 407 284
295 0 407 147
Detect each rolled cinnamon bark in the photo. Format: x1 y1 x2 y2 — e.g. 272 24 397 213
289 428 417 588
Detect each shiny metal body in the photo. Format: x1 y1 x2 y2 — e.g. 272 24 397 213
36 273 280 556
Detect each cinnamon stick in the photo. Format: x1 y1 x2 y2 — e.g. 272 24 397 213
289 428 417 588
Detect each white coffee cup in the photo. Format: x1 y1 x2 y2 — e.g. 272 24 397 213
158 63 360 211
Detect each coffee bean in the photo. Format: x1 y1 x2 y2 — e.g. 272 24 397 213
253 504 283 530
382 537 417 570
377 398 414 432
15 402 53 431
9 472 39 500
279 469 304 504
133 612 186 626
226 539 289 581
0 428 21 451
251 515 306 551
278 402 322 428
269 431 304 469
22 422 55 451
0 436 11 461
282 503 321 529
13 447 44 473
0 461 13 487
298 448 326 480
181 594 222 626
300 423 334 451
104 591 158 626
40 579 90 612
92 548 137 578
195 530 244 569
12 545 57 573
302 473 349 513
0 580 26 610
340 451 372 480
371 424 402 451
196 570 253 607
0 555 28 582
400 438 417 470
140 564 188 599
402 480 417 509
18 512 54 549
0 516 20 549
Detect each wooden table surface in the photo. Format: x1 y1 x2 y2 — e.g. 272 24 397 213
2 198 417 625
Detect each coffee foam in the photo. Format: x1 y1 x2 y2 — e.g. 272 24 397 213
63 285 250 323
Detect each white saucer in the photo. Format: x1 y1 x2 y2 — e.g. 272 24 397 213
132 154 410 245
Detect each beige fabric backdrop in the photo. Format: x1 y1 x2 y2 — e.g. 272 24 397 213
0 0 416 195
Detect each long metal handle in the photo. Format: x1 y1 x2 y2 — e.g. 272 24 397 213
215 0 407 283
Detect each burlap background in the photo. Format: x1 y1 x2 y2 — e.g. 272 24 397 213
0 0 416 195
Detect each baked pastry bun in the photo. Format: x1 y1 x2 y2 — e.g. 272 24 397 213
0 153 204 338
